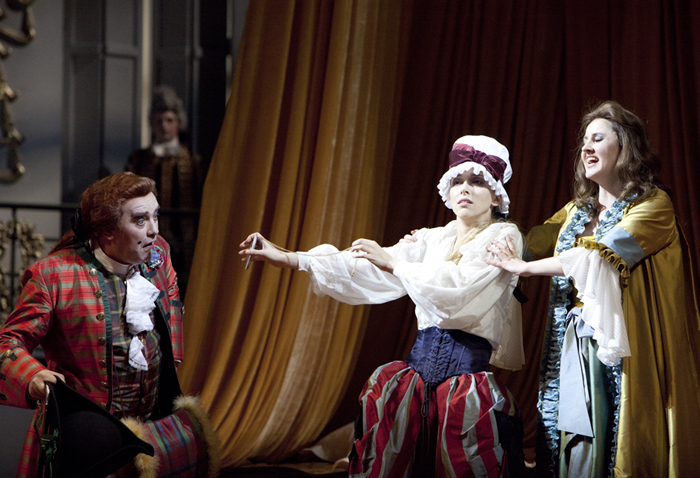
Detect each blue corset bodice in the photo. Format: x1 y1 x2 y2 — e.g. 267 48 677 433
406 326 492 384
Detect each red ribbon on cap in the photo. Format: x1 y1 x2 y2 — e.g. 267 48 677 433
448 145 507 182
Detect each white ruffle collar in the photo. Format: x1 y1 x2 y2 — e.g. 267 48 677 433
151 138 181 157
93 246 160 371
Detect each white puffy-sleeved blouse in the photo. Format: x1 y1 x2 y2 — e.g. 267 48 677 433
297 221 525 370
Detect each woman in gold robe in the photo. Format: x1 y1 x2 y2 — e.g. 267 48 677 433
486 100 700 477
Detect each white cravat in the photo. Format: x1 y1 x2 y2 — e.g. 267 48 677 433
123 274 160 371
151 138 181 157
94 246 160 371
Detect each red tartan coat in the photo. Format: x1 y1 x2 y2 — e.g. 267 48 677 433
0 236 183 478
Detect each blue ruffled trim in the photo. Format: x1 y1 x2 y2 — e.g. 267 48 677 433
538 197 632 476
538 276 571 476
605 363 623 478
595 196 633 241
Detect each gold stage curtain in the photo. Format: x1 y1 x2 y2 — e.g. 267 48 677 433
176 0 410 467
179 0 700 469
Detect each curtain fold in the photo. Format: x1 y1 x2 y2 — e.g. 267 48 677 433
178 0 408 467
179 0 700 469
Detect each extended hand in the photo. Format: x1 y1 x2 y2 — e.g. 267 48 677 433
350 239 399 273
239 233 299 269
484 236 529 276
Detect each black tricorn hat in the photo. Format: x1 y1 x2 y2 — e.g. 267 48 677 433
36 379 154 478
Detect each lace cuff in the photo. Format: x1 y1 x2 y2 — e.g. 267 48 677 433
558 247 631 365
575 237 631 287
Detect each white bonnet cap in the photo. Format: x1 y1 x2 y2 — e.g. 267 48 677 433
437 135 512 214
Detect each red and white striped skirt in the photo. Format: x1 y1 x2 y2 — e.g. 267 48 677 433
349 361 520 478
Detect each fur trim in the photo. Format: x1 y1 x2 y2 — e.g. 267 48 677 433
174 395 222 478
119 417 160 478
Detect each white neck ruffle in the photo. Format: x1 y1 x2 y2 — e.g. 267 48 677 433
94 245 160 371
123 273 160 371
151 138 181 157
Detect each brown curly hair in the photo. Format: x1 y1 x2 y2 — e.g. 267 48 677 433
573 101 662 213
51 172 157 253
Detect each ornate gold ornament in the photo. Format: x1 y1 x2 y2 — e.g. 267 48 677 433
0 218 43 324
0 0 36 183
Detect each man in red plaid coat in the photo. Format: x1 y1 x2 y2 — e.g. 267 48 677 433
0 173 185 478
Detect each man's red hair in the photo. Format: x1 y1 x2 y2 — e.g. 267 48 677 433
52 173 157 253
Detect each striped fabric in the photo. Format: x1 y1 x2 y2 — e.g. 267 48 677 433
141 407 209 477
349 361 517 478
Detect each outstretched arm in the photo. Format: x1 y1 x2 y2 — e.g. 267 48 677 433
485 235 564 277
239 233 299 269
240 234 403 273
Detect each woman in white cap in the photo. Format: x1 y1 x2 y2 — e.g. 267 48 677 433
240 135 526 477
486 101 700 477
